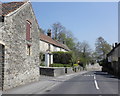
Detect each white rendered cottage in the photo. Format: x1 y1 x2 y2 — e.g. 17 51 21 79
39 32 70 67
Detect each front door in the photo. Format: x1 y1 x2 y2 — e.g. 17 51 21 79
0 44 4 90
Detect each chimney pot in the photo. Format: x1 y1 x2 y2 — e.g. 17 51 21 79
47 29 52 37
115 43 118 47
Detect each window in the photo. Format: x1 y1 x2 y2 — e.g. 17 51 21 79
26 20 31 41
0 16 4 22
27 44 31 56
41 54 45 61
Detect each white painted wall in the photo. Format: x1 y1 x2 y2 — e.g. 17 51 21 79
39 40 49 52
45 53 49 67
40 40 68 67
40 40 67 52
50 44 54 52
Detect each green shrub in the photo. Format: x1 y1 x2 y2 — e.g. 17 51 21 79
50 63 72 67
40 63 45 66
73 64 79 66
52 51 72 64
39 52 45 61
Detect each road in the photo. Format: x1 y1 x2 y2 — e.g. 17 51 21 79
40 71 119 95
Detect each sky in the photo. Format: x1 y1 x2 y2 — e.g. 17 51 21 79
31 2 118 50
0 0 119 2
1 0 118 50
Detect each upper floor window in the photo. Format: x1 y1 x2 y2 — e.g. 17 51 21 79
26 20 32 41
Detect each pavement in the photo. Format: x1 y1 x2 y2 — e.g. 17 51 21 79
2 71 88 95
0 91 2 96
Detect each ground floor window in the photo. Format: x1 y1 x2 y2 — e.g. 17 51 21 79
39 52 45 66
27 44 31 56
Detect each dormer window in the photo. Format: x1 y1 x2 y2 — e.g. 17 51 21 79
26 20 31 41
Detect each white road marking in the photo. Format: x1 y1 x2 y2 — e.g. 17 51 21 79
94 75 100 90
94 75 96 79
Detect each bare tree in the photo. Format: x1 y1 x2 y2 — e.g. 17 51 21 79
51 22 65 40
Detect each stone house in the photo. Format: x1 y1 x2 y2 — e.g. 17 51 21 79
40 32 70 67
0 1 40 90
107 43 120 76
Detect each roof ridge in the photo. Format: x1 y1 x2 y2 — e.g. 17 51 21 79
3 1 24 3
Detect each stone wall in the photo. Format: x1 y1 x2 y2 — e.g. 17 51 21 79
40 67 65 77
65 67 74 74
40 67 75 77
118 57 120 78
0 45 2 90
54 67 65 76
106 44 120 77
0 2 40 90
40 67 54 76
0 44 4 90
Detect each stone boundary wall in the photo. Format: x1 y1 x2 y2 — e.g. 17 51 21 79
40 67 76 77
39 66 82 77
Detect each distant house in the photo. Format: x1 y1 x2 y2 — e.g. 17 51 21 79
107 43 120 76
0 1 40 90
40 31 70 67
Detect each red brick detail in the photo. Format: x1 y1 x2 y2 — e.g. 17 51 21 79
26 21 31 41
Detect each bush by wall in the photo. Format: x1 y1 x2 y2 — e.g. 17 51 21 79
52 51 72 64
50 63 72 67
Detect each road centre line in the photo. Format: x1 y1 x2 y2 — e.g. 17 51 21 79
94 75 100 90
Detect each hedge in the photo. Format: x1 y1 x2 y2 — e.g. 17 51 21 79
50 63 72 67
52 51 72 64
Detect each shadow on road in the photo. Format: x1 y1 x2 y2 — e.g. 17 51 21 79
94 71 119 80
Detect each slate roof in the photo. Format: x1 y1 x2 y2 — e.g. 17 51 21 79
1 2 25 16
107 43 120 56
40 33 70 51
